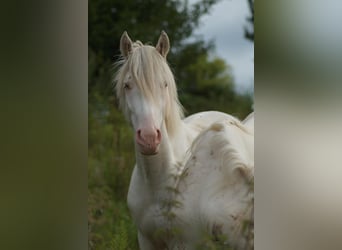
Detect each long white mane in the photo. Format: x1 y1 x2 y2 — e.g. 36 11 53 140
172 119 254 249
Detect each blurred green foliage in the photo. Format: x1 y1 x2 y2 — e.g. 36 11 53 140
89 0 253 249
245 0 254 42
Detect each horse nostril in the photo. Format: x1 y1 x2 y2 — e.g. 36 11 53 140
156 129 161 142
137 129 142 139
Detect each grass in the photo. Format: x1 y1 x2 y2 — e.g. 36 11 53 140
88 92 138 250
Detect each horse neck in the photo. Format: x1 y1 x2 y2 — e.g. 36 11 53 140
135 119 188 200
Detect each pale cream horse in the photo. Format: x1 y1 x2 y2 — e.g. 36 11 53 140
115 31 254 250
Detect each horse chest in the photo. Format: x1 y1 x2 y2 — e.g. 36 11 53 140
129 193 173 248
127 168 165 231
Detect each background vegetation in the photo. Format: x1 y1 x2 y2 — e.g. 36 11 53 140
88 0 254 249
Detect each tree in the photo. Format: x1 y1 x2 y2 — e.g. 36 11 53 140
88 0 252 117
88 0 222 93
244 0 254 42
89 0 220 63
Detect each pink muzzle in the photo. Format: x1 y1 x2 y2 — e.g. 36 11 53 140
135 127 161 155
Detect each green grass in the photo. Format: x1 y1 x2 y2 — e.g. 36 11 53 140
88 93 138 250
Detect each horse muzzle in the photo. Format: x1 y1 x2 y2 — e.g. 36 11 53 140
135 128 161 155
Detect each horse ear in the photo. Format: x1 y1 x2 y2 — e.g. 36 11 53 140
120 31 133 58
156 31 170 58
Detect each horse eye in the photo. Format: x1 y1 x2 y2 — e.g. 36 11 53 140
164 82 168 87
124 83 131 90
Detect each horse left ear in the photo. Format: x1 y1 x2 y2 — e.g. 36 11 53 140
120 31 133 58
156 31 170 58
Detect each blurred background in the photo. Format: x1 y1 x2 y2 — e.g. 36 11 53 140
88 0 254 249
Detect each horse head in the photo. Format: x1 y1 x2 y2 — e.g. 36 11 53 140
116 31 182 155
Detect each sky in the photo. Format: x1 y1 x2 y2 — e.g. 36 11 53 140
190 0 254 93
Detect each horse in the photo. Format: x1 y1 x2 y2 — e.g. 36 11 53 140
115 31 254 250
